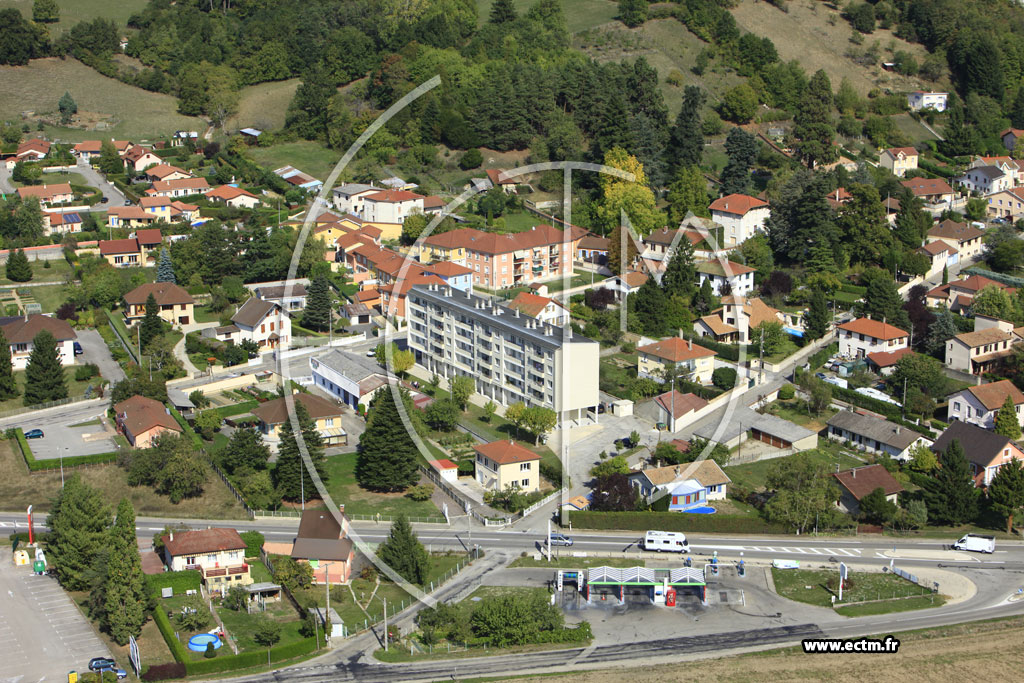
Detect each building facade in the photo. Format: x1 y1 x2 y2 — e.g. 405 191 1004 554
836 318 909 358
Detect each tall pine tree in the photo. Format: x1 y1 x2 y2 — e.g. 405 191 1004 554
355 388 420 492
923 439 979 526
6 249 32 282
47 475 111 591
156 247 176 284
719 127 757 196
793 69 837 168
272 400 328 502
988 459 1024 534
661 235 696 299
0 328 17 399
140 293 163 349
665 86 705 175
302 276 333 332
804 288 830 340
489 0 517 24
23 330 67 406
101 499 146 644
376 513 428 584
995 395 1022 440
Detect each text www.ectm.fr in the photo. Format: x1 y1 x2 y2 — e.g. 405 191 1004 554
802 636 901 653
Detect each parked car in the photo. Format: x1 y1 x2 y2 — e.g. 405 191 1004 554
73 341 83 355
548 533 574 547
99 196 108 204
98 666 128 680
124 200 132 206
24 429 44 439
88 658 116 672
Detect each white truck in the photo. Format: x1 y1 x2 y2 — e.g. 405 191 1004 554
951 533 995 554
642 530 690 553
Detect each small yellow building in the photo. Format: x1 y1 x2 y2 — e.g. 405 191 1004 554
473 440 541 494
637 337 716 385
122 281 195 327
250 392 347 447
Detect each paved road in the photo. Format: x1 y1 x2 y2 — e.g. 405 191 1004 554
44 162 126 211
0 398 107 430
77 327 127 383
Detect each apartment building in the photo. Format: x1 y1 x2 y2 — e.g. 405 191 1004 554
406 283 599 419
946 327 1020 375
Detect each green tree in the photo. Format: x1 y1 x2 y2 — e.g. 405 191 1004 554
971 284 1013 320
607 221 639 274
995 394 1022 440
890 353 946 397
194 410 221 440
159 449 206 503
302 276 333 332
631 278 669 336
356 389 420 491
907 443 938 473
618 0 647 27
750 320 785 355
923 439 979 526
763 452 840 533
450 375 475 410
719 83 758 124
988 459 1024 534
597 148 664 237
98 139 122 175
660 233 696 299
377 513 429 584
804 288 830 340
33 0 59 23
504 401 527 439
794 69 837 168
859 268 911 332
720 127 757 195
102 499 146 644
139 293 163 349
693 277 715 316
483 400 497 422
273 401 327 503
221 428 270 474
666 166 710 224
590 455 629 479
459 149 483 170
5 249 32 282
0 329 16 400
1012 86 1024 129
665 86 705 174
892 193 932 248
838 184 890 265
424 398 460 431
490 0 518 23
401 213 428 245
925 308 958 357
523 405 557 445
858 487 897 525
24 330 67 406
47 475 111 591
253 617 282 647
57 90 76 124
156 247 176 284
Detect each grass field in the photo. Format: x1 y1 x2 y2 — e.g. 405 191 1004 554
473 0 618 33
320 452 443 519
0 258 73 286
0 367 97 413
758 399 837 434
723 448 864 491
835 593 946 617
0 439 247 517
248 141 340 181
771 567 937 609
0 58 203 142
599 352 636 399
231 79 302 132
509 555 645 569
0 0 148 35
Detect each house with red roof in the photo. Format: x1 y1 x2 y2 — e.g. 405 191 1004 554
16 183 73 208
71 140 103 161
708 193 770 246
836 318 909 358
506 291 569 325
423 260 473 292
948 379 1024 431
15 138 50 162
207 184 261 209
484 168 517 193
879 146 918 177
916 240 957 278
106 206 157 229
644 390 708 432
123 145 161 172
99 238 142 267
901 177 955 206
833 464 904 515
148 177 210 198
638 337 716 384
113 395 183 448
160 528 251 594
145 164 191 183
473 440 541 493
926 273 1011 311
44 212 83 237
866 347 915 376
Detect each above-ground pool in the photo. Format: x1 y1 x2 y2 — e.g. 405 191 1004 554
682 506 717 514
188 633 222 652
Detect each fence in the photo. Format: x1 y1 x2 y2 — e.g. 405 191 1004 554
418 464 514 527
210 461 256 519
105 310 139 363
518 489 562 518
251 508 448 524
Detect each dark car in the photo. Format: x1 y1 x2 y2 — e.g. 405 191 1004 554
549 533 574 547
88 658 116 672
99 196 108 203
24 429 44 439
98 666 128 680
73 341 83 355
124 200 132 206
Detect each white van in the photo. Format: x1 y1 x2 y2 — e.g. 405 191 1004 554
642 530 690 553
952 533 995 554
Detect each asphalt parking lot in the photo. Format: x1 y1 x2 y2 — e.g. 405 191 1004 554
0 547 113 679
24 421 118 460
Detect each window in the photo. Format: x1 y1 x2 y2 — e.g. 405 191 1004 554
953 402 960 412
261 324 265 333
325 418 334 427
520 462 531 471
521 479 529 487
114 256 124 264
270 322 275 332
207 554 217 562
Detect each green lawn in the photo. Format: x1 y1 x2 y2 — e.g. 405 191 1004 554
459 401 562 483
545 269 606 292
248 141 339 181
21 284 66 313
724 448 864 491
472 0 618 32
771 567 937 610
0 259 73 286
599 352 637 399
835 594 946 617
319 452 444 520
217 600 306 653
230 78 301 132
509 555 645 569
759 400 836 434
193 305 223 324
0 367 99 414
0 0 148 36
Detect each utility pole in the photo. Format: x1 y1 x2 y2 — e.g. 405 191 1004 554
383 596 388 652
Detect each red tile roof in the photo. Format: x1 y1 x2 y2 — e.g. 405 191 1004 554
162 528 246 557
17 183 72 201
506 291 560 318
885 146 918 158
0 314 76 343
99 238 140 255
151 177 210 194
837 318 908 340
425 260 472 277
364 190 425 203
901 177 953 196
833 465 904 501
135 228 163 245
964 379 1024 411
928 220 984 242
123 282 194 306
207 185 258 201
866 347 915 368
473 440 541 465
708 193 769 216
114 394 182 437
422 225 581 255
638 337 715 362
654 390 708 420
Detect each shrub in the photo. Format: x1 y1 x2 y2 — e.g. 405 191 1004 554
459 149 483 170
778 383 795 400
74 363 99 381
203 641 216 658
711 367 737 390
405 484 434 501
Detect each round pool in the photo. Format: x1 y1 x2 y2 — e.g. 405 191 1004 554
187 633 222 652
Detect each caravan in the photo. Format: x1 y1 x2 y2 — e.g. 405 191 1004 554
642 530 690 553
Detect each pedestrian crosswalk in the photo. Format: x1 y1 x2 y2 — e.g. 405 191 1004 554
692 544 862 557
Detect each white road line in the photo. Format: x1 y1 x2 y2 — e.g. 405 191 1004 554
876 552 887 558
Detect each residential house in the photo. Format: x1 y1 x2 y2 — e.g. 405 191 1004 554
254 282 307 312
945 327 1020 375
955 165 1013 195
161 528 251 595
916 240 956 278
506 292 570 326
708 193 770 246
207 185 261 209
123 145 161 172
865 347 916 376
695 260 755 296
331 183 381 215
1002 128 1024 153
342 302 373 326
71 141 102 161
577 234 609 266
836 318 909 358
229 298 291 351
273 165 322 191
145 164 191 183
423 260 473 293
832 465 904 515
826 410 930 462
380 176 415 191
628 460 731 506
746 410 819 451
122 281 195 326
473 440 541 494
106 206 157 229
16 138 50 162
171 131 198 147
16 183 73 208
484 169 518 193
99 238 142 267
926 274 1011 311
309 349 390 409
599 271 649 301
422 195 445 214
932 420 1024 487
639 390 707 432
139 196 175 222
907 91 948 112
361 190 426 238
643 227 703 265
901 177 955 205
637 337 716 385
148 177 210 199
879 147 919 177
986 188 1024 220
948 379 1024 430
250 392 347 447
289 508 354 585
695 295 783 344
825 187 853 211
0 315 76 370
113 395 183 448
972 156 1023 184
43 212 83 236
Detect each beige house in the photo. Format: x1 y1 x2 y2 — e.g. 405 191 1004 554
708 193 770 246
222 298 292 351
879 146 918 177
113 395 182 448
694 295 784 344
161 528 252 595
250 392 347 448
946 327 1020 375
628 460 731 504
16 183 73 208
0 315 76 370
833 465 904 516
837 318 909 358
926 220 985 261
473 440 541 494
99 238 143 267
637 337 716 385
122 282 195 327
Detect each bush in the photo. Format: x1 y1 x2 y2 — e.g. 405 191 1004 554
567 510 789 534
711 367 737 390
203 641 216 658
405 484 434 501
141 663 187 681
459 149 483 170
778 383 795 400
74 363 99 381
239 530 264 559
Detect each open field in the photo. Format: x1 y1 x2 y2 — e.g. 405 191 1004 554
771 567 935 609
731 0 943 95
0 58 203 142
0 439 247 517
473 0 618 33
231 79 302 132
320 452 443 519
248 141 341 181
506 616 1024 683
0 0 148 35
0 258 73 286
723 448 864 491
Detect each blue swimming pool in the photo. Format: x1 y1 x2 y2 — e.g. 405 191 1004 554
682 506 717 514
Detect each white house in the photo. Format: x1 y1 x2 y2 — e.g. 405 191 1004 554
708 194 770 247
362 190 425 225
826 410 931 462
879 147 918 177
309 349 389 409
149 177 210 198
836 318 909 358
331 183 381 216
505 291 570 326
907 91 948 112
695 260 755 296
123 145 162 173
948 380 1024 431
628 461 731 505
600 271 649 301
206 185 261 209
0 315 77 370
228 298 291 351
955 165 1013 195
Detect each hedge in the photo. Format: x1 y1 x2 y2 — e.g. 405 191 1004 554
567 510 790 534
14 428 119 471
167 404 203 448
806 343 838 372
141 662 186 681
147 570 202 598
838 284 866 295
828 386 933 434
8 531 52 547
151 607 189 664
917 158 955 179
680 332 748 362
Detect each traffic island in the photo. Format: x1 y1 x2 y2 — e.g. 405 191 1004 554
770 566 948 616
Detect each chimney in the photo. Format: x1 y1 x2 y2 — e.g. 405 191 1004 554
169 532 174 542
896 426 901 434
338 504 345 514
852 468 856 478
515 308 521 318
688 338 693 350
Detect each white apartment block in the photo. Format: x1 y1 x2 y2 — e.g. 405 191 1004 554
406 283 599 420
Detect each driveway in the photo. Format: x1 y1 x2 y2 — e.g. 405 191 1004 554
0 164 14 194
0 547 113 680
77 328 126 383
45 162 126 210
